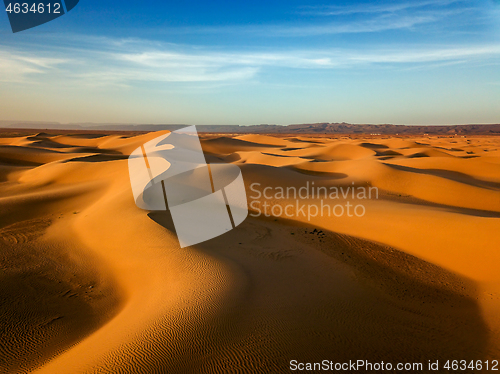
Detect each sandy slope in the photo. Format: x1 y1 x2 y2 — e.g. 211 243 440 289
0 131 499 373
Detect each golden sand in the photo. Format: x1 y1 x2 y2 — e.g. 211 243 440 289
1 132 499 373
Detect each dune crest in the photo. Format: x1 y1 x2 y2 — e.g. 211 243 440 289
1 131 499 373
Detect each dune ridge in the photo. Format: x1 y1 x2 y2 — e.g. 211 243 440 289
0 131 499 373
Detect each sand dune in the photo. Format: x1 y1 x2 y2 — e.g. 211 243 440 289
1 131 499 373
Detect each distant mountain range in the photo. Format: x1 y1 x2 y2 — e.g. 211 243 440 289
1 121 500 135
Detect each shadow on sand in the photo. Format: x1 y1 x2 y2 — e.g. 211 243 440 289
149 210 490 372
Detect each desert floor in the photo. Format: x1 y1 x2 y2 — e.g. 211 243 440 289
1 131 499 373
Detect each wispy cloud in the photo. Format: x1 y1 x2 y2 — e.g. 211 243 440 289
340 45 500 64
264 0 479 37
1 37 500 86
0 51 67 83
299 0 466 16
254 14 438 36
151 11 451 37
143 3 478 38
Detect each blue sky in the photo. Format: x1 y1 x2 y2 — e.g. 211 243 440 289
0 0 499 125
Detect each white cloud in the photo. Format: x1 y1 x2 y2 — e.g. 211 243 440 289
257 15 438 36
150 0 474 37
341 45 500 64
110 40 500 71
1 37 500 86
0 51 67 83
299 0 466 16
161 13 441 37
